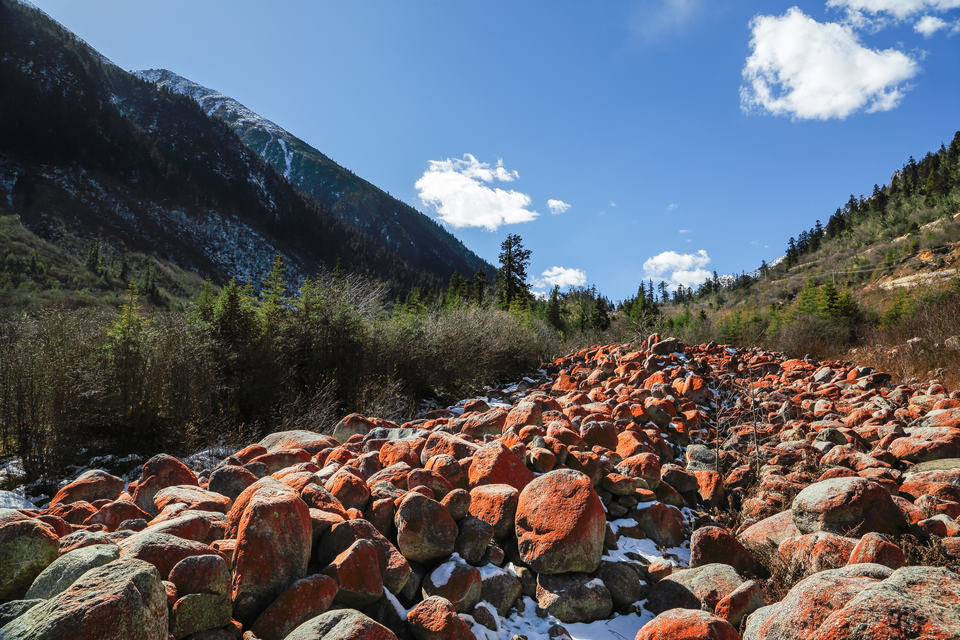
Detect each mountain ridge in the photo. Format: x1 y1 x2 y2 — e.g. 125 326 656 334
134 68 493 283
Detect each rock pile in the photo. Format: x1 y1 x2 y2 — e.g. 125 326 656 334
2 335 959 639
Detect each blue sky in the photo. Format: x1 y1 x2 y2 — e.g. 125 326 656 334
31 0 960 299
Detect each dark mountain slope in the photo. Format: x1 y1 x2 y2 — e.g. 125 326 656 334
0 0 445 294
135 69 493 282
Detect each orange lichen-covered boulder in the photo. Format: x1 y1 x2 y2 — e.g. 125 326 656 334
515 469 605 575
635 608 741 640
250 574 338 640
469 484 519 540
468 441 534 492
230 477 312 625
846 532 905 569
49 469 125 506
394 492 458 563
791 477 906 535
406 595 476 640
748 564 960 640
689 526 761 575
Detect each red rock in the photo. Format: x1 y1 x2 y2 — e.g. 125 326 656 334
231 478 312 625
847 532 905 569
752 564 960 640
118 530 212 578
635 608 740 640
515 469 606 574
378 439 421 468
319 518 411 594
407 596 476 640
49 470 124 506
249 449 312 475
459 408 508 438
714 579 765 627
778 531 857 580
737 510 800 569
419 431 479 465
791 477 906 535
322 538 383 607
468 484 519 540
690 526 761 575
617 452 661 487
154 485 232 514
580 420 618 450
425 454 467 489
82 499 151 531
394 492 457 563
324 469 370 511
503 401 542 431
467 442 534 492
693 470 725 507
45 500 98 525
422 556 482 613
635 501 685 548
259 430 336 455
250 574 338 640
888 427 960 463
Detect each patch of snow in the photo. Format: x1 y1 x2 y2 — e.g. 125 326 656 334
0 490 34 510
429 553 463 587
383 587 409 618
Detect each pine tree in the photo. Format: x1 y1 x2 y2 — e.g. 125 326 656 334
258 254 289 327
591 296 611 330
471 268 488 306
495 234 532 310
546 285 563 330
85 239 101 274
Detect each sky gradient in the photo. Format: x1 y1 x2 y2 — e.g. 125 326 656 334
29 0 960 299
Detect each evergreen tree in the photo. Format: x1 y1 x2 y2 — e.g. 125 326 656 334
495 234 532 310
85 239 101 274
591 296 611 330
546 285 563 330
471 268 488 306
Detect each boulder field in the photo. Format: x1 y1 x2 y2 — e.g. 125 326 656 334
2 334 960 639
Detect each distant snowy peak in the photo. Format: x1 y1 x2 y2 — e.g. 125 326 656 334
134 69 289 138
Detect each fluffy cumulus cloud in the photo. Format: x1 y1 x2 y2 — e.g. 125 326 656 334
643 249 712 289
741 8 918 120
547 199 571 215
541 266 587 288
914 13 951 33
415 154 538 231
827 0 960 19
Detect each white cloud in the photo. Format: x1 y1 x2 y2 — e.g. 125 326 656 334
535 266 587 293
741 8 918 120
630 0 705 42
678 229 690 233
667 202 679 211
609 201 617 208
643 249 712 288
828 0 960 20
415 154 538 231
547 199 571 215
915 13 950 33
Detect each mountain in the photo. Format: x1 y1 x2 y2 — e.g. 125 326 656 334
134 69 492 283
0 0 485 303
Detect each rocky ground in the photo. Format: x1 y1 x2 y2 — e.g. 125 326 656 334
2 334 960 639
